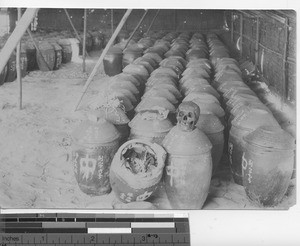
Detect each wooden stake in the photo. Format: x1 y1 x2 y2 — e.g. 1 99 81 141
124 9 149 50
0 8 39 76
74 9 133 112
16 8 22 110
82 9 87 73
146 9 160 35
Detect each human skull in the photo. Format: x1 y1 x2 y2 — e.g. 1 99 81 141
176 101 200 131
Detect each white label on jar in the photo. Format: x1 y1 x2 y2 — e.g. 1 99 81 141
80 154 96 180
242 152 253 183
97 155 104 179
166 160 186 187
120 192 134 203
136 190 153 201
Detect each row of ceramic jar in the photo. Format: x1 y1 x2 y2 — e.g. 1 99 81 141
72 31 182 201
73 32 222 209
110 32 219 209
97 32 228 209
207 34 295 207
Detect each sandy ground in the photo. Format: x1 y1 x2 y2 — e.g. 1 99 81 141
0 52 296 210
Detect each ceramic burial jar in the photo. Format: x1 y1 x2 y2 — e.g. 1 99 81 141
4 51 17 82
129 108 173 145
242 126 295 207
228 109 280 185
162 102 213 209
95 97 130 145
72 112 120 196
110 139 166 203
57 38 73 63
103 46 123 76
196 114 224 174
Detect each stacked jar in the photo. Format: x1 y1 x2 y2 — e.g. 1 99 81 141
207 33 295 207
180 33 225 175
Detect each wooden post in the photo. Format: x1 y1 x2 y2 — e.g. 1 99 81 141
16 8 22 110
230 12 234 43
239 14 243 57
254 17 260 69
82 9 87 73
0 8 39 76
146 9 160 35
124 10 149 50
111 9 114 35
283 17 289 100
74 9 133 111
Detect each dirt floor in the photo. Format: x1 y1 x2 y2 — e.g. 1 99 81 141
0 51 296 210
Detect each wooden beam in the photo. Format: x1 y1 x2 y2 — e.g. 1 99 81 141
82 9 87 73
124 9 149 50
283 17 289 101
0 8 39 76
239 14 243 57
16 8 22 110
74 9 133 112
146 10 160 35
254 17 260 70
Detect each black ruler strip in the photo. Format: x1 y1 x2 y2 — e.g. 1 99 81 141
2 228 87 233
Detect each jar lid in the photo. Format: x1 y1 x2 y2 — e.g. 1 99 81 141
123 64 149 78
143 88 178 104
244 125 295 150
184 92 220 104
123 45 143 54
232 108 280 130
143 52 162 64
129 108 173 133
113 73 141 87
217 80 246 92
163 126 212 155
107 46 123 54
186 59 211 70
135 97 176 113
191 99 225 118
196 114 224 133
72 113 120 144
96 106 130 125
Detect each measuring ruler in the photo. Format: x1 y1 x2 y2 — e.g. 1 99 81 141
0 213 190 245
